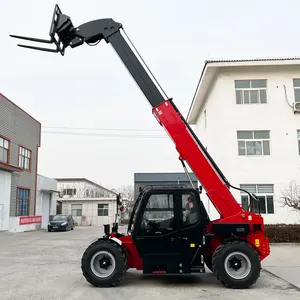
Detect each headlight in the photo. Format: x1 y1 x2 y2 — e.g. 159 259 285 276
61 222 67 226
48 222 51 225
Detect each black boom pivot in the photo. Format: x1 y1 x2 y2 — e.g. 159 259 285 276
10 4 165 107
10 5 122 54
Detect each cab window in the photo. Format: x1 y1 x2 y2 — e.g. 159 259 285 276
182 193 200 227
138 193 175 235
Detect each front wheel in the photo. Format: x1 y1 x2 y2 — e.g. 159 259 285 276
81 239 127 287
212 241 261 289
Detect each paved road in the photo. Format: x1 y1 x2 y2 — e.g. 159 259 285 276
0 226 299 300
262 243 300 289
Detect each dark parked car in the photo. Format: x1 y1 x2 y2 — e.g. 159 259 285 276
48 214 75 232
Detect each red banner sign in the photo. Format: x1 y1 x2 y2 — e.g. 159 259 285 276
19 216 42 225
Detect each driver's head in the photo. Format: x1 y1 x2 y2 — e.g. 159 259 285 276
186 194 196 210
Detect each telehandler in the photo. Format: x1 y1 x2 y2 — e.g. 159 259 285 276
11 4 270 289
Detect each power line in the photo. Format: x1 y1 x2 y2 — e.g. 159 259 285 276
42 126 163 132
41 130 168 138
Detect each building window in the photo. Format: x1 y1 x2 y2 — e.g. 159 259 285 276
17 187 30 216
0 137 9 164
240 184 274 214
293 79 300 102
235 79 267 104
63 189 76 196
237 130 270 156
71 204 82 216
18 146 31 170
98 204 109 216
298 130 300 154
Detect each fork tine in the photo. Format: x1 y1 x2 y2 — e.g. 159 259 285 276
10 34 52 44
17 44 59 53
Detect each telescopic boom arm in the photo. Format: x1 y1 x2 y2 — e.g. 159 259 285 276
10 4 244 218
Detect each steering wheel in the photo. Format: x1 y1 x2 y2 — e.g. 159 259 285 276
140 217 160 232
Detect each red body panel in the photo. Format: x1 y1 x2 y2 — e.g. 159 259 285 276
112 234 143 270
152 100 241 219
205 212 270 260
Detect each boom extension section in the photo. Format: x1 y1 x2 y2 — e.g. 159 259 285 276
10 4 243 218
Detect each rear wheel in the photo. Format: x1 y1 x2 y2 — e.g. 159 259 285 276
212 240 261 289
81 239 127 287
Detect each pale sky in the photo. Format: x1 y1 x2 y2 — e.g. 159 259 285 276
0 0 299 190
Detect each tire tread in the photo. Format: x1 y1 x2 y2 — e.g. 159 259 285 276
81 239 127 287
212 240 261 289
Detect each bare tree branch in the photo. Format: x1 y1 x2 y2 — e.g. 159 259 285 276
112 185 134 202
280 180 300 211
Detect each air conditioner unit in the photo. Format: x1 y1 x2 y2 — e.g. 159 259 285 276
293 102 300 113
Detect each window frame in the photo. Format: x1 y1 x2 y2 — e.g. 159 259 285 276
181 192 201 228
16 187 30 216
0 135 10 165
18 145 32 171
240 184 274 214
297 130 300 155
136 193 176 236
71 204 82 216
234 79 267 105
237 130 271 156
98 203 109 216
63 188 76 196
293 78 300 102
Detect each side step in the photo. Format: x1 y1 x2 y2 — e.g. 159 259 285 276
191 266 206 273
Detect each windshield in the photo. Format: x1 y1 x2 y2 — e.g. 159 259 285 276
52 215 67 221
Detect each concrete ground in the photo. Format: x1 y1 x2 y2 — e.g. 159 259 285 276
0 226 299 300
262 243 300 289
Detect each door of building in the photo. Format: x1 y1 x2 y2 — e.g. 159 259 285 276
0 204 3 231
41 193 51 229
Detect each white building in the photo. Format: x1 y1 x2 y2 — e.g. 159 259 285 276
60 197 118 227
56 177 117 198
187 58 300 224
56 178 120 226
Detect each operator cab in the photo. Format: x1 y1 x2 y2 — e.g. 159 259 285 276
128 185 210 274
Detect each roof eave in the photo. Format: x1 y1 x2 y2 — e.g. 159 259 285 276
187 63 218 124
187 57 300 124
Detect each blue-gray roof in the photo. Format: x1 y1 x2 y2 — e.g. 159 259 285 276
134 172 198 182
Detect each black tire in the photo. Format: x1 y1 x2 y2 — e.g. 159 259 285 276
81 239 127 287
212 240 261 289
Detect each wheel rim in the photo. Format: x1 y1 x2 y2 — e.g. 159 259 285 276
90 251 116 278
224 251 251 280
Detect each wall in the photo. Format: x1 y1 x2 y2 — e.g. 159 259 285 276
0 170 11 231
195 65 300 224
61 198 117 226
9 216 41 233
0 93 41 217
36 175 58 229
